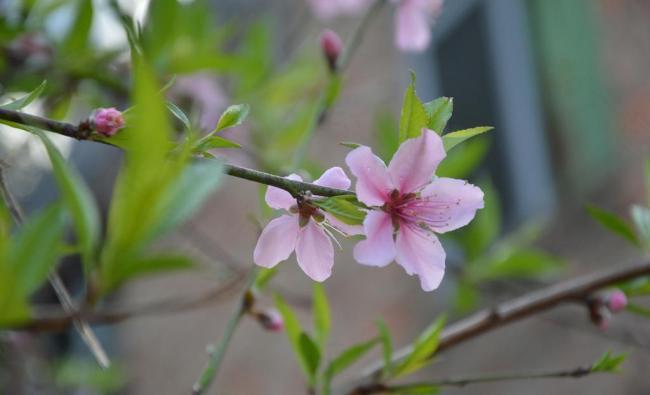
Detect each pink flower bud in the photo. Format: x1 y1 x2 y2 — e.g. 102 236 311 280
257 309 283 332
606 290 628 313
92 107 124 137
320 29 343 72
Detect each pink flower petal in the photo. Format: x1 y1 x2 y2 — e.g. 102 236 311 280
419 177 484 233
314 166 351 190
265 174 302 210
353 210 396 267
346 146 394 206
395 225 445 291
388 129 445 193
296 220 334 282
325 213 364 236
253 215 299 268
395 0 432 53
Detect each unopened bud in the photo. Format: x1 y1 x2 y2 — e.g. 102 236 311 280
91 107 125 137
606 290 628 313
320 29 343 72
257 309 284 332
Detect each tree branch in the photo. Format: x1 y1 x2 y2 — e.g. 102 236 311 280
343 261 650 393
0 108 353 198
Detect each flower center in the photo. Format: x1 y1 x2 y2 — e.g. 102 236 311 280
383 189 456 232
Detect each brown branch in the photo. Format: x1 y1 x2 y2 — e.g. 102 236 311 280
344 261 650 394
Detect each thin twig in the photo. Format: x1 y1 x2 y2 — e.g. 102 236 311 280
0 108 353 198
343 261 650 394
0 165 110 368
354 364 595 394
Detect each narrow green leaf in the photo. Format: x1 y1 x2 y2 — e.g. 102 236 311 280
299 333 321 383
104 255 195 293
195 135 242 151
62 0 93 54
442 127 493 152
423 97 453 134
313 196 366 226
398 73 428 143
586 205 639 247
214 104 250 133
0 81 47 110
37 131 100 272
393 315 446 378
10 204 65 296
322 338 379 394
591 351 627 373
275 294 314 381
340 142 362 149
376 320 393 377
468 249 564 282
166 101 191 130
618 277 650 297
631 205 650 250
313 283 331 351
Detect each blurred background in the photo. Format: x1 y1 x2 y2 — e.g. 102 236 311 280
1 0 650 394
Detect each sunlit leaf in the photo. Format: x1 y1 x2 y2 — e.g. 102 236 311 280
423 97 453 134
0 81 47 110
214 104 250 133
313 283 331 351
442 127 493 152
37 131 100 273
591 351 627 373
399 72 428 143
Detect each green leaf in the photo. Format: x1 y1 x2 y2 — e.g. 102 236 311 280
436 138 490 179
299 333 321 383
626 303 650 318
586 205 639 247
376 319 393 377
195 135 242 151
166 101 192 130
104 255 195 293
373 110 399 161
322 338 379 395
0 81 47 110
591 351 627 373
386 383 440 394
152 160 223 238
275 293 315 382
313 195 366 226
62 0 93 54
10 204 65 296
618 277 650 297
393 315 446 378
631 205 650 250
423 97 453 134
442 127 493 152
253 267 278 291
398 73 428 143
340 141 362 149
214 104 250 133
37 131 100 273
313 283 330 352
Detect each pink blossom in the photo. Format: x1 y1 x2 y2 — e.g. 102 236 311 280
346 129 483 291
92 107 124 137
606 290 628 313
253 167 361 282
394 0 444 53
308 0 372 20
320 29 343 71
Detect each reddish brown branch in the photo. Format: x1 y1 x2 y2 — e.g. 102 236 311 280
344 261 650 394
